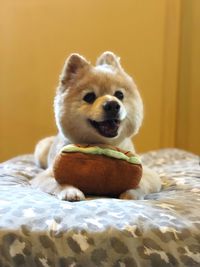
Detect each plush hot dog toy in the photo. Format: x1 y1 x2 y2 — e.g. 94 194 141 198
53 144 142 197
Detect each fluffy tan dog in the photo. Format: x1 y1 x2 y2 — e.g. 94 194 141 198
31 52 161 201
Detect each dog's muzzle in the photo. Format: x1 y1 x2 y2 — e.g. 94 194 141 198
89 100 121 138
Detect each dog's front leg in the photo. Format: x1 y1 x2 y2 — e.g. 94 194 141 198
31 168 85 201
120 166 161 200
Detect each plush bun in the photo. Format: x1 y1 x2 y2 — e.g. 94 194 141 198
53 144 142 197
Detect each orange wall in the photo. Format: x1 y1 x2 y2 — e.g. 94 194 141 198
176 0 200 154
0 0 199 161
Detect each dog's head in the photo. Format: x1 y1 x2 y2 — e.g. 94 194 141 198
54 52 143 145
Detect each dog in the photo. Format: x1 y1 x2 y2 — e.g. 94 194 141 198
31 51 161 201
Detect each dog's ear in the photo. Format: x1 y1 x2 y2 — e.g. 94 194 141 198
60 53 90 85
96 51 121 69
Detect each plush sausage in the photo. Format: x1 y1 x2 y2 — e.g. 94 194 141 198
53 144 142 197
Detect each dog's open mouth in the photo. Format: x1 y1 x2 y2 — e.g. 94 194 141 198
89 119 120 138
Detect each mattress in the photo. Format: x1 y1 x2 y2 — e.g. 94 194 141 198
0 149 199 267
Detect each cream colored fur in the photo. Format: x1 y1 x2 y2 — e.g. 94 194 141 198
31 52 161 201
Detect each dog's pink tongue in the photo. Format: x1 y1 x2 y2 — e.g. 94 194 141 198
99 120 119 134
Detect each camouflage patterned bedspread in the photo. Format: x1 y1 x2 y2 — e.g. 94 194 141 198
0 149 199 267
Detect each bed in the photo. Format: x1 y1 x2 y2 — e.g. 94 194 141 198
0 148 199 267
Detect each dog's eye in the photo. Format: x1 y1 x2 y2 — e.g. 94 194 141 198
83 92 96 104
114 91 124 100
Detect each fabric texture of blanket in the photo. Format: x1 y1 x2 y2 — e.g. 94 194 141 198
0 149 199 267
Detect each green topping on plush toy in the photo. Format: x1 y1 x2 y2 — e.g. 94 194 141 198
61 144 141 164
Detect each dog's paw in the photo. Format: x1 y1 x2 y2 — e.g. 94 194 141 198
57 186 85 201
119 189 144 200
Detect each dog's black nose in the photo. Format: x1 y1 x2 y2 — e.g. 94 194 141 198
103 101 120 118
